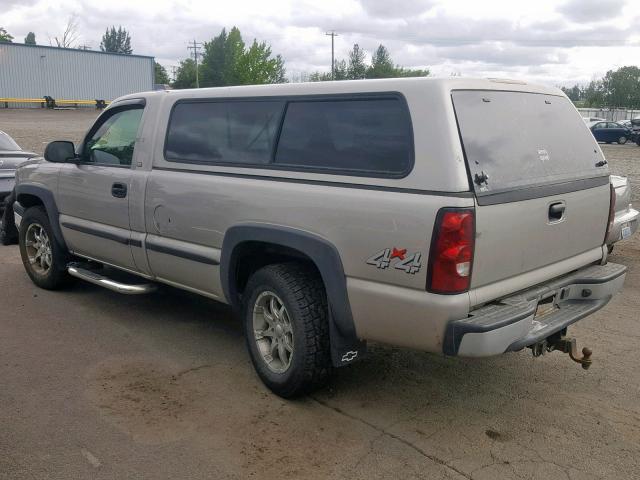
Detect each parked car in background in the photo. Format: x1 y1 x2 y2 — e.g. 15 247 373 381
590 121 632 144
628 118 640 145
608 175 639 250
0 131 37 213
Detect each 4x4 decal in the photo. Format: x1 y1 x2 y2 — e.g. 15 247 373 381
366 248 422 274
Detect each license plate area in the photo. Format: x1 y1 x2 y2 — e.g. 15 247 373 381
621 222 632 239
535 293 559 318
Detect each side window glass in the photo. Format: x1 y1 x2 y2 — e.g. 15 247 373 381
165 101 283 165
83 108 143 166
274 98 412 176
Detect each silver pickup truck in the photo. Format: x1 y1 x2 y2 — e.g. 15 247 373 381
13 78 627 397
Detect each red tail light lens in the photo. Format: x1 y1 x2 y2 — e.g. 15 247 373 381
427 208 475 294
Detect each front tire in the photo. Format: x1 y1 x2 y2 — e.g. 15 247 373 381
618 136 628 144
19 206 72 289
243 263 331 398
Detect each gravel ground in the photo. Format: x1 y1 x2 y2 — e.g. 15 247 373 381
1 108 639 480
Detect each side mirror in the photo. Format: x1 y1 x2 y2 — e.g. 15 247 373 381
44 141 76 163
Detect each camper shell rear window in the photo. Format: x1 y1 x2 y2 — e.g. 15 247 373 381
452 90 608 196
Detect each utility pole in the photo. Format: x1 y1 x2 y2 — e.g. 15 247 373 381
325 31 338 80
187 39 203 88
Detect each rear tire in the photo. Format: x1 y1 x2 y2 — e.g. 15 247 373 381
19 206 72 290
618 136 628 144
243 263 331 398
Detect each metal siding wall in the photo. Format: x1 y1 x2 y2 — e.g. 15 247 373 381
0 44 153 104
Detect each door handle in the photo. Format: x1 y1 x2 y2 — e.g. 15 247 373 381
549 202 565 221
111 183 127 198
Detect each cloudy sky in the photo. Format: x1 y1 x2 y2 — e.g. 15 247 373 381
2 0 638 86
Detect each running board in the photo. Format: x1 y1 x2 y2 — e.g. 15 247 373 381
67 266 157 295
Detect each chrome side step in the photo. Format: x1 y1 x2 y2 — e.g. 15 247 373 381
67 266 157 295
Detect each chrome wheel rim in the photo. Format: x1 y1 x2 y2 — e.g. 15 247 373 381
25 223 52 275
620 137 627 144
253 291 294 373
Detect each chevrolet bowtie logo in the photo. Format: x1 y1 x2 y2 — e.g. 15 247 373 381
341 351 358 362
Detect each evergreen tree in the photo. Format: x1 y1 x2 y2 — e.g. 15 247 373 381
100 26 132 54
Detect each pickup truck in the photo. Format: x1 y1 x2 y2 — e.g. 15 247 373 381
13 78 627 397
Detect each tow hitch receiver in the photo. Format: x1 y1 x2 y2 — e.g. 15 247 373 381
530 334 593 370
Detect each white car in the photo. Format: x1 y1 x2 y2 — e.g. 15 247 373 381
608 175 639 250
0 131 37 211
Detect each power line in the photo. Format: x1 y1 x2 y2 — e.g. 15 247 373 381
325 30 338 80
187 39 203 88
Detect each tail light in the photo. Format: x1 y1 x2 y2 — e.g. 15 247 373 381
427 208 475 294
604 183 616 244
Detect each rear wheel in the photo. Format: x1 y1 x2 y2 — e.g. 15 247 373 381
243 263 331 398
618 136 628 144
19 206 72 289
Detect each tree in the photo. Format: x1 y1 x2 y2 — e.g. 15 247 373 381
601 66 640 109
100 26 132 54
347 44 367 79
561 85 582 102
201 28 228 87
199 26 287 87
334 59 348 80
0 27 14 43
367 45 395 79
24 32 36 45
583 80 605 108
236 41 286 85
308 71 332 82
394 67 430 78
172 58 197 89
54 15 79 48
308 44 428 81
154 62 170 85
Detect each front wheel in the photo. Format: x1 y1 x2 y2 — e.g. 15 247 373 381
19 206 72 289
243 263 331 398
618 136 628 144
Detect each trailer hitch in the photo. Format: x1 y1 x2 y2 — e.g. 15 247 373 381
530 335 593 370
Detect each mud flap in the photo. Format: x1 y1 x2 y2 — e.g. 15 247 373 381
329 309 367 367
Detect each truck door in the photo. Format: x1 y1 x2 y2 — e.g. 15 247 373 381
57 103 145 270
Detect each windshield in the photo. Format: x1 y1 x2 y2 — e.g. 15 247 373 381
452 90 606 195
0 131 21 151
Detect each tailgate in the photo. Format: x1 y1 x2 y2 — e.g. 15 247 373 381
452 90 610 290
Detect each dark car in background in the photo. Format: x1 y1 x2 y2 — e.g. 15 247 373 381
590 121 632 144
0 131 37 212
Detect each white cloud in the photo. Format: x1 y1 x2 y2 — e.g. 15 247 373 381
1 0 639 86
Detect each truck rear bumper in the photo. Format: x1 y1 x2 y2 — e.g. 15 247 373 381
443 262 626 357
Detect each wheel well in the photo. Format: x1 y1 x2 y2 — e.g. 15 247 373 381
17 193 44 210
232 241 321 298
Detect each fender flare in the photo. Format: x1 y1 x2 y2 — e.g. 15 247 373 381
15 183 67 250
220 224 366 366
